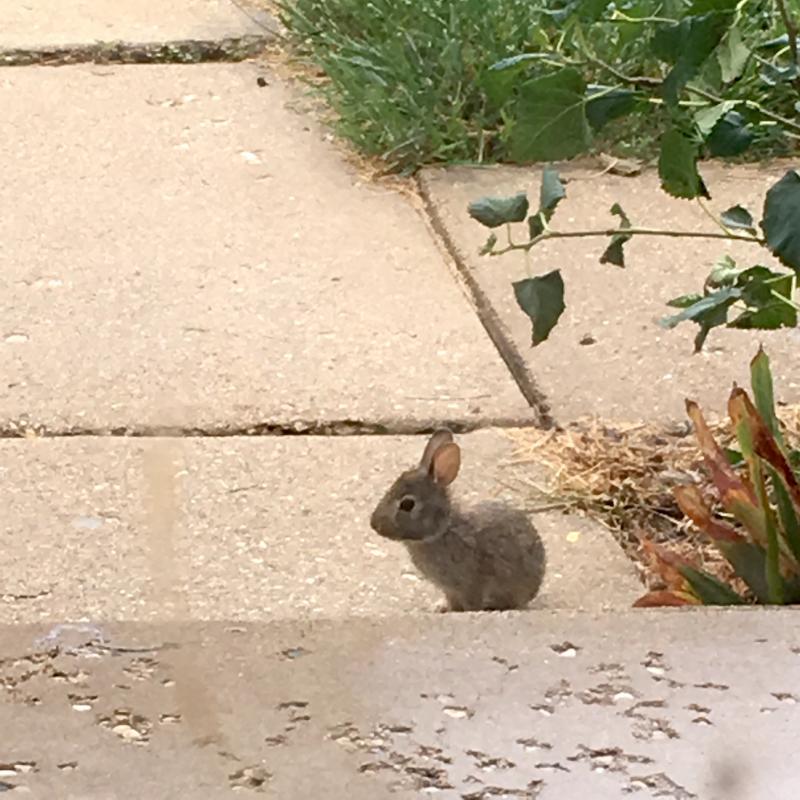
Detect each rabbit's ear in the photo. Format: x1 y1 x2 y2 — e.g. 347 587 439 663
420 428 454 470
431 443 461 487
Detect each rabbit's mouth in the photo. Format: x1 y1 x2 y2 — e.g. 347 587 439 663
370 516 401 540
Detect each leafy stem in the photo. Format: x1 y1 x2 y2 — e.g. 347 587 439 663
775 0 799 71
488 226 765 257
581 50 800 135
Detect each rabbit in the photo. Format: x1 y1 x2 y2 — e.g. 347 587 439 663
369 429 546 612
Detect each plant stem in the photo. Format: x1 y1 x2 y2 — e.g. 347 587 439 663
610 11 675 24
776 0 799 70
697 197 733 236
770 290 800 313
489 226 765 256
584 51 800 135
685 85 800 135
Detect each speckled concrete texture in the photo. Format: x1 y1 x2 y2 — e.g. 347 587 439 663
420 162 800 425
0 611 797 797
0 432 640 622
0 64 532 432
0 0 271 49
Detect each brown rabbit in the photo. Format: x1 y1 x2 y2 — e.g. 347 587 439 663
369 429 546 611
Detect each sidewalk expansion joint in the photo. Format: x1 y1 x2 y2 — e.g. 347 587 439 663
0 35 270 67
415 174 554 427
0 417 538 439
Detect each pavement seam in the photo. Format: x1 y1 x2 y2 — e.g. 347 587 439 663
0 35 270 67
414 173 554 427
0 417 537 438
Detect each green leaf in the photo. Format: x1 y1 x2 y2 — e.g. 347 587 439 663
758 33 790 52
750 347 783 447
667 293 704 308
539 167 566 217
513 270 566 346
599 203 632 267
694 100 737 136
717 540 771 602
689 0 737 11
575 0 612 21
706 111 754 157
652 12 734 104
541 0 611 23
763 491 785 604
661 285 740 349
509 68 592 162
724 447 744 466
771 468 800 564
760 63 800 87
729 303 797 331
660 287 741 328
717 25 749 83
762 170 800 274
678 565 743 605
468 192 529 228
658 129 709 199
585 86 638 131
706 254 741 288
720 205 755 234
528 214 545 239
482 53 543 110
529 167 567 238
479 233 497 256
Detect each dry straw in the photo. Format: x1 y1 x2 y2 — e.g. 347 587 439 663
504 406 800 588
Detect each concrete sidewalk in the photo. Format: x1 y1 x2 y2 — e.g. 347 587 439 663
1 611 797 798
0 432 640 623
0 0 272 52
1 5 796 799
0 63 533 433
421 162 800 424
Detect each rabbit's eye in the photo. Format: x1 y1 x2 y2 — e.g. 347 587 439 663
399 496 416 513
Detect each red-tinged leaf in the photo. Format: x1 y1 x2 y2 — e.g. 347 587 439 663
633 590 700 608
639 537 695 590
729 386 800 509
673 485 745 542
685 398 758 505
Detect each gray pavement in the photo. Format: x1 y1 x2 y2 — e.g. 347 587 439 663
0 63 533 433
1 611 797 798
421 162 800 424
0 432 640 623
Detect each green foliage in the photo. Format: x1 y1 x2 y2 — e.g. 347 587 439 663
281 0 800 171
762 170 800 274
658 129 709 199
470 168 800 350
513 271 566 346
508 69 592 161
636 349 800 607
599 203 632 267
467 193 529 228
661 257 797 351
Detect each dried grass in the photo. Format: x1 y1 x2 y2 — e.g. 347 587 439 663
504 407 800 590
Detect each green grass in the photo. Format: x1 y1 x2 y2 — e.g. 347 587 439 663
281 0 552 170
281 0 799 173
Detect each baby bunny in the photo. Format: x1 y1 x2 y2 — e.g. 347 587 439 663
369 429 545 611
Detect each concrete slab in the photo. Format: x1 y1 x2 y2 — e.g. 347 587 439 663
0 432 640 622
0 611 797 797
0 0 271 51
420 162 800 425
0 64 532 432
